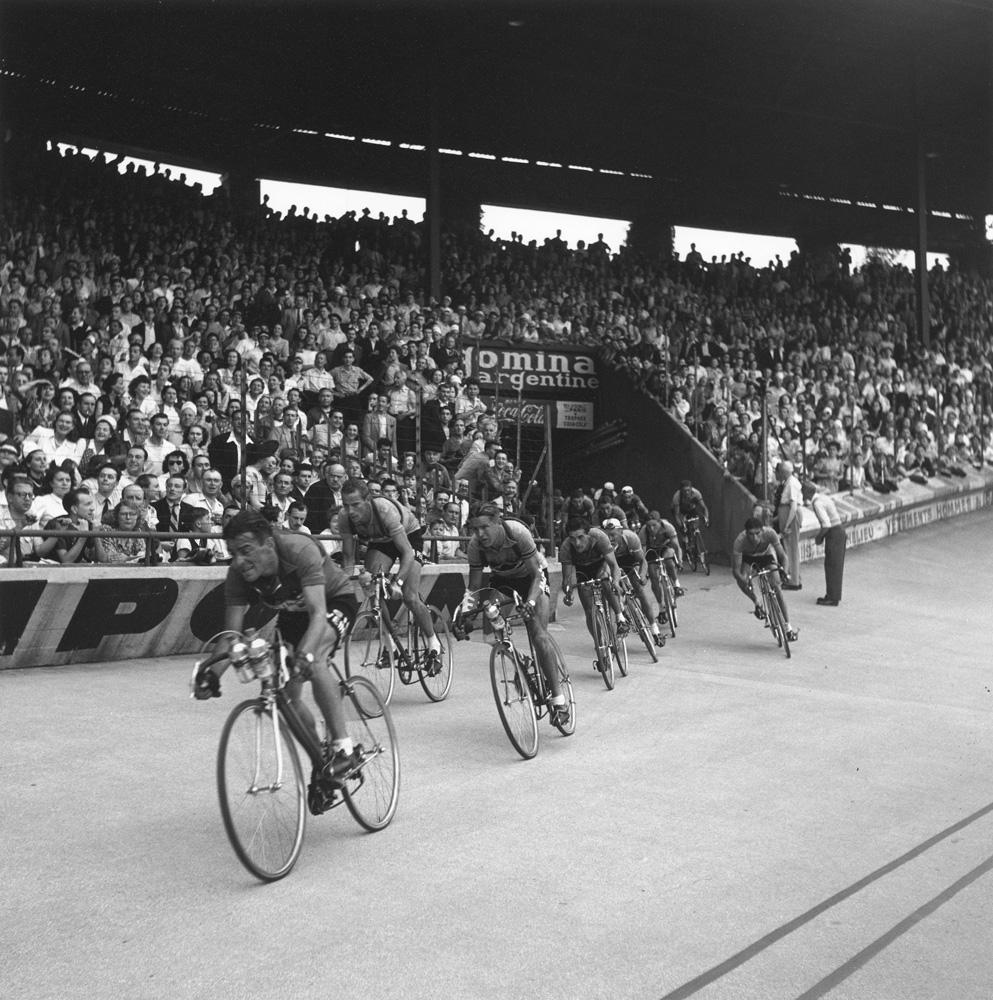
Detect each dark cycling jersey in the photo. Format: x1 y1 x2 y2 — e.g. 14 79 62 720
467 518 538 580
559 527 612 568
611 528 645 569
640 517 678 554
672 487 707 519
732 526 781 565
225 530 354 613
346 496 424 559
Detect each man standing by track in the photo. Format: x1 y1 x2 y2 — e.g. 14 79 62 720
802 478 846 606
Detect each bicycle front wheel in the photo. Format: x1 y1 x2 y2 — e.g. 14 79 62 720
696 531 710 576
546 636 576 737
766 585 791 660
340 676 400 831
344 610 395 707
416 606 454 702
663 577 678 637
489 645 539 759
217 699 306 883
593 607 616 690
627 596 658 663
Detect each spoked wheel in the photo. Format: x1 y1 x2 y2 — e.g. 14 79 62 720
546 636 576 736
627 597 659 663
593 607 616 690
390 607 417 686
688 541 699 573
339 676 400 831
344 610 395 707
696 532 710 576
489 645 539 759
415 606 454 702
663 578 678 637
217 699 306 883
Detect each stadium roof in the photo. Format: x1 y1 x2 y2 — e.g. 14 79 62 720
2 0 991 250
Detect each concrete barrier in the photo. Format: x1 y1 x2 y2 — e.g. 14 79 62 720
798 467 993 564
0 561 563 670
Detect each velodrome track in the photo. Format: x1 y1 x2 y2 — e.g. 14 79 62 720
5 509 993 1000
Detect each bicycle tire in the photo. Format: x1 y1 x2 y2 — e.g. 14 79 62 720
627 596 658 663
217 699 306 883
415 606 454 702
546 635 576 736
339 676 400 831
489 644 539 759
663 577 678 637
695 530 710 576
391 606 417 685
767 584 791 660
344 610 395 707
761 578 784 649
593 606 616 690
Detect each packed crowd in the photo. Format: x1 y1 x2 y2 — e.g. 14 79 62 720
1 138 991 566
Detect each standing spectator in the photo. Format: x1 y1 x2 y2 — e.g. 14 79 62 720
774 460 802 590
802 479 846 607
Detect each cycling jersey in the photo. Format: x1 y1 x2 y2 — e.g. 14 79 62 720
732 526 781 564
559 527 612 568
640 517 678 554
225 531 355 614
672 488 706 518
347 496 425 560
611 528 645 569
467 518 538 580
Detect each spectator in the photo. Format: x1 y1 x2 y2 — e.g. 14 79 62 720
0 475 40 565
93 500 147 564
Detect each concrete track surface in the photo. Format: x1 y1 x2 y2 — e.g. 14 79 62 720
4 510 993 1000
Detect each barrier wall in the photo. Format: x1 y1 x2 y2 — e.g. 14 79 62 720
0 562 563 670
797 467 993 564
590 368 755 561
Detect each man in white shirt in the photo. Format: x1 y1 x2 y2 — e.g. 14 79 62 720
144 413 173 477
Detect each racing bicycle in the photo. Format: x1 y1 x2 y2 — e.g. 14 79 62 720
456 588 575 760
576 578 626 689
344 571 453 705
683 516 709 575
193 629 400 882
750 567 792 659
647 550 678 638
617 572 660 661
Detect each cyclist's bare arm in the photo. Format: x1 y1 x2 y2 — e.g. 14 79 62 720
297 583 335 660
214 603 249 677
519 551 547 608
386 520 418 588
603 548 623 586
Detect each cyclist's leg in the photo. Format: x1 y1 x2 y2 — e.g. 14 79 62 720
627 566 660 633
735 563 761 610
525 594 563 702
646 552 663 603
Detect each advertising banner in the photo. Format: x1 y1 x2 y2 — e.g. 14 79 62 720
464 342 599 399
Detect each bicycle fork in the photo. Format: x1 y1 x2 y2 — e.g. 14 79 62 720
252 699 288 794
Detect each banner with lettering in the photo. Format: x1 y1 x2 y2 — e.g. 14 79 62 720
463 342 600 400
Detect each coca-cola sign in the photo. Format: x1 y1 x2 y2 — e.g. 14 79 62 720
488 399 547 425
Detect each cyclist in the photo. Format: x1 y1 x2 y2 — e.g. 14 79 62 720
616 486 650 531
731 516 799 642
337 477 442 672
460 501 570 725
639 510 685 619
601 518 664 645
671 479 710 555
559 516 630 660
193 510 362 799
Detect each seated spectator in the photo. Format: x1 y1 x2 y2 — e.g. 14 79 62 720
29 466 76 527
0 475 41 565
93 500 147 564
173 506 224 564
52 487 96 565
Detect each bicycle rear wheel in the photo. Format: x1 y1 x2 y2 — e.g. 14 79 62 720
415 606 454 702
593 607 616 690
489 645 539 759
344 610 395 708
696 531 710 576
626 596 658 663
546 636 576 737
217 699 306 883
339 676 400 831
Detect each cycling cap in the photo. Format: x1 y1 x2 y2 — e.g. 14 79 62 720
621 485 633 493
603 481 615 491
602 518 621 529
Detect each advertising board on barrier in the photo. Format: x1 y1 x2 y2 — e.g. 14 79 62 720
464 342 599 399
799 483 993 564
